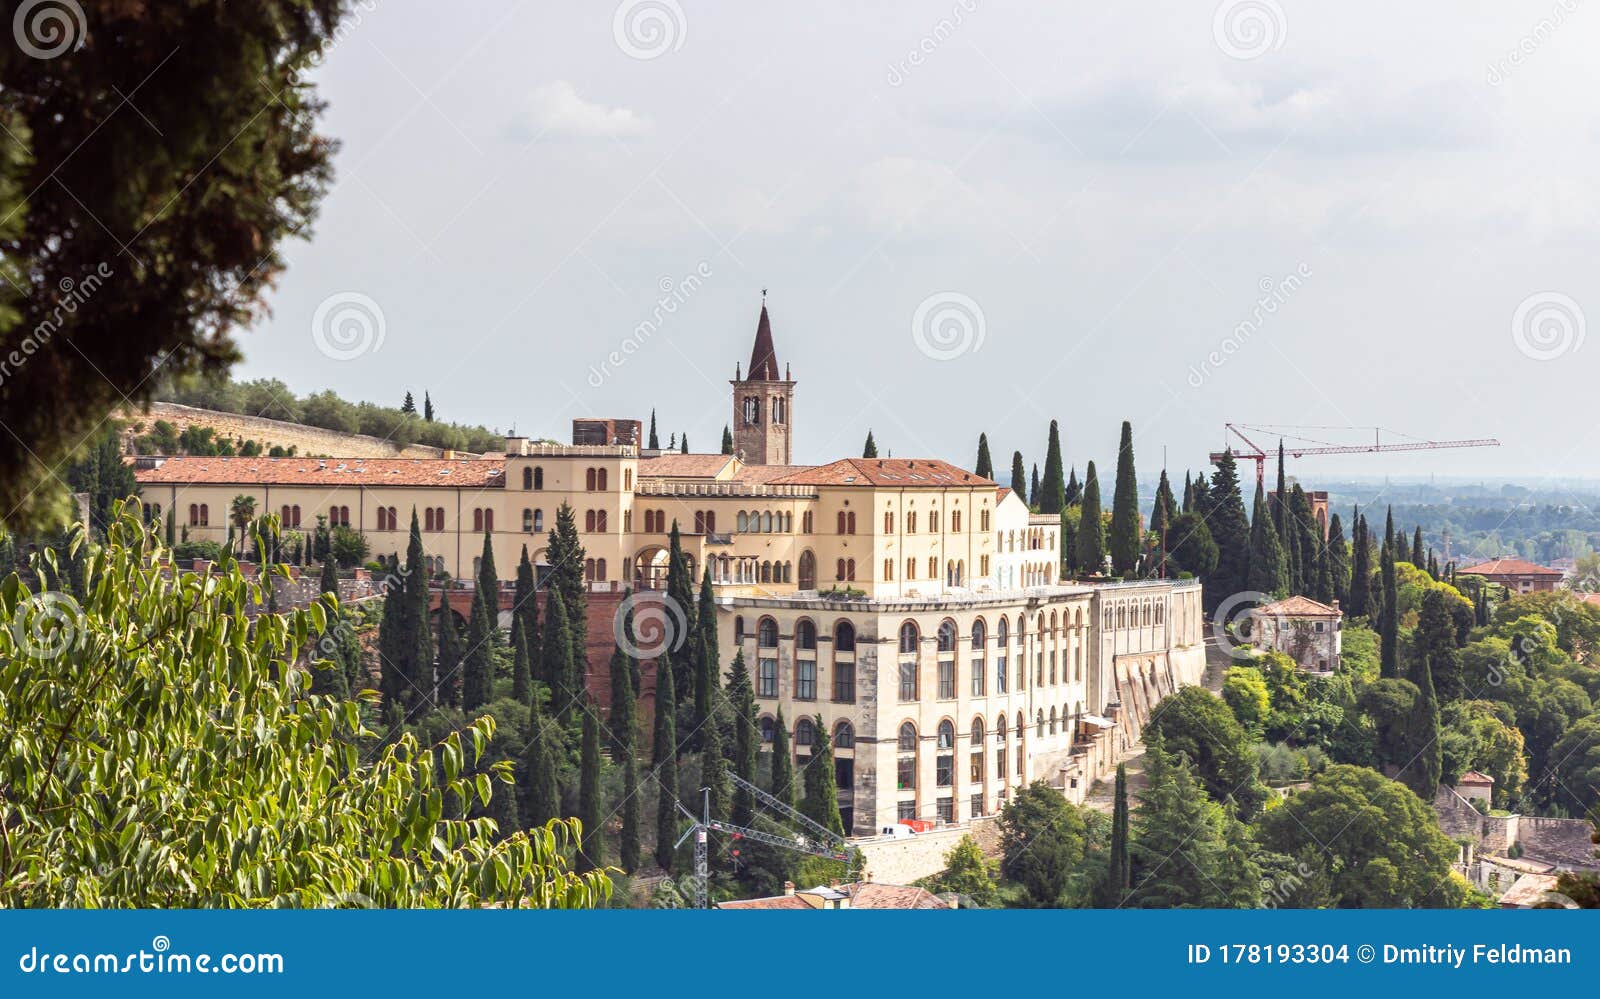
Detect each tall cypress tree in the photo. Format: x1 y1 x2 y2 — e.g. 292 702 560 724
1247 481 1286 596
862 430 878 458
1029 464 1041 509
1065 466 1081 507
514 545 540 665
1347 507 1369 617
692 566 720 739
1380 540 1399 679
1206 451 1252 605
701 690 731 827
653 655 679 872
1182 471 1194 514
435 600 462 707
725 651 758 826
398 509 433 707
1154 468 1177 526
1401 595 1445 799
461 588 494 712
377 564 403 713
620 750 641 873
578 700 603 872
539 588 574 715
1109 420 1141 575
510 615 532 705
721 425 733 454
1040 420 1067 515
974 433 994 480
1411 526 1425 569
1009 451 1027 498
1106 763 1130 906
319 551 338 598
423 391 434 422
1074 461 1105 576
770 708 795 809
1273 439 1288 538
474 529 498 649
1290 485 1321 595
648 409 659 450
664 521 698 709
546 502 587 640
609 607 638 760
521 689 562 829
1326 513 1351 608
800 717 845 837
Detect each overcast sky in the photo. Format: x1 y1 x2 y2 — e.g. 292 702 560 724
238 0 1600 484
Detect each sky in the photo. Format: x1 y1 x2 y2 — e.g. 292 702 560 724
237 0 1600 485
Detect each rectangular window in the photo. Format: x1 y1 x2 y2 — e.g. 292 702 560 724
833 662 856 703
996 747 1008 779
795 660 816 700
997 655 1008 693
936 754 953 787
938 660 954 699
836 757 854 790
897 800 917 821
970 793 984 818
936 797 954 824
897 757 916 790
970 753 984 782
899 662 917 701
971 657 985 696
758 658 778 698
1016 751 1024 777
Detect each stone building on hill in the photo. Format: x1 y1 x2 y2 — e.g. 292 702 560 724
1455 557 1564 594
1432 774 1599 902
1249 595 1342 672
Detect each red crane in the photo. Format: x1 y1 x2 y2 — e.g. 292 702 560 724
1209 423 1502 486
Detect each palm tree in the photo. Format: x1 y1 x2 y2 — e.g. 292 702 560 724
230 494 257 556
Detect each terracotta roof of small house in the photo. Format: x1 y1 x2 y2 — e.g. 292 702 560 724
637 454 737 480
715 881 951 911
771 458 992 488
1457 557 1563 577
131 455 505 488
716 894 811 911
996 487 1013 502
1258 595 1342 617
1458 770 1496 785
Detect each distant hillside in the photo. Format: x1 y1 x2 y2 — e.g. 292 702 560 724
118 402 470 460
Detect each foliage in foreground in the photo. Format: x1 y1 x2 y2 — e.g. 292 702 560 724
0 505 610 908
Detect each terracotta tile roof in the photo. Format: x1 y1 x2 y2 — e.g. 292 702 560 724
846 882 950 909
716 894 811 910
1458 770 1496 784
770 458 992 488
637 454 736 479
996 487 1013 502
1258 595 1342 617
1457 557 1563 577
131 455 505 488
1498 873 1561 908
733 463 814 485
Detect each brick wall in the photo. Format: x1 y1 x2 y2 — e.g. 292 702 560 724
120 402 465 459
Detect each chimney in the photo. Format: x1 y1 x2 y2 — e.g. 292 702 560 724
782 881 795 896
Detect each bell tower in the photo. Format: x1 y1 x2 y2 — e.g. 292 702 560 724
730 293 795 466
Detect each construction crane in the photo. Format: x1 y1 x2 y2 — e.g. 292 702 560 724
673 771 861 910
1209 423 1501 487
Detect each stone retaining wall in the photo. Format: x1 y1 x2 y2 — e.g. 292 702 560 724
119 402 464 459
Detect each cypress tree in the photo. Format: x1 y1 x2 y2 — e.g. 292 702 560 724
1106 763 1130 906
1029 464 1041 509
1206 451 1252 604
863 430 878 458
514 545 540 664
319 553 338 598
1074 461 1105 576
510 615 532 705
423 391 434 422
1065 465 1081 507
1273 439 1288 538
1380 541 1399 679
461 589 494 712
1182 471 1194 514
401 390 416 414
377 566 403 713
1040 420 1067 514
1108 420 1141 575
1326 513 1350 607
1290 485 1320 595
770 707 795 809
692 566 719 741
539 588 574 713
664 521 697 708
702 691 731 826
1247 481 1286 596
578 700 603 872
164 506 176 546
546 502 587 630
1347 507 1369 617
1009 451 1027 498
620 751 641 873
1401 599 1445 800
1411 526 1424 569
721 425 734 454
801 716 845 837
1154 468 1177 526
974 433 994 480
474 529 498 648
680 434 689 454
725 651 758 826
609 606 638 760
648 409 659 450
393 510 433 708
435 601 463 707
521 690 563 829
653 654 680 871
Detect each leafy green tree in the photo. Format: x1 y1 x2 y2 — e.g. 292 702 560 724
1222 665 1271 739
974 433 994 480
1074 461 1105 576
1168 512 1218 578
1258 765 1463 907
921 835 999 908
771 708 795 809
1247 481 1286 597
1108 420 1141 574
1040 420 1067 515
65 428 141 538
1550 716 1600 817
997 781 1087 907
653 658 680 872
0 506 607 907
1142 686 1266 816
1207 451 1252 607
862 430 878 458
800 716 845 836
1127 738 1261 908
578 702 603 873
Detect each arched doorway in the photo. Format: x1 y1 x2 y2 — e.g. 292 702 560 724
633 545 670 590
798 550 816 590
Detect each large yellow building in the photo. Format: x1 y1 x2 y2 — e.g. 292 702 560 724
133 302 1204 835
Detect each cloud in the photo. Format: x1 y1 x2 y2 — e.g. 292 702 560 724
513 80 649 139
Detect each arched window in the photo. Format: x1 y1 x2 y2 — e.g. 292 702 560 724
760 716 775 743
996 617 1008 645
523 467 533 490
585 468 597 490
996 715 1007 741
737 512 749 532
1049 706 1058 735
533 509 544 532
1036 710 1045 737
596 558 607 580
847 511 856 534
834 621 855 652
899 621 919 654
795 717 815 748
761 512 773 533
758 617 779 648
936 721 956 787
533 467 544 490
760 561 772 583
597 468 608 491
835 558 846 581
523 509 534 532
836 511 847 534
898 722 918 752
835 721 854 749
970 618 986 650
845 559 856 581
936 619 957 653
938 720 955 750
796 620 817 650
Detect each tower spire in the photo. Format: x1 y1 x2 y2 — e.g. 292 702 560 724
748 294 779 381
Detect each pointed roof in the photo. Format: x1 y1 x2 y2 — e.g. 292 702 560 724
747 302 781 381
